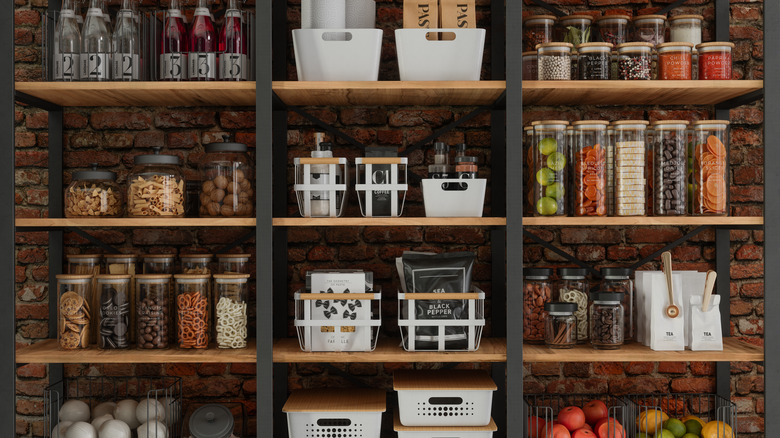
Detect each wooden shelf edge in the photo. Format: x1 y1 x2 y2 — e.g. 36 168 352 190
273 217 507 226
522 216 763 226
15 218 257 228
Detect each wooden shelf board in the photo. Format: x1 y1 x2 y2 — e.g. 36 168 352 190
15 218 257 228
523 338 763 362
272 337 507 363
16 81 257 107
523 80 763 106
272 81 506 106
273 217 506 226
15 339 257 363
522 216 763 226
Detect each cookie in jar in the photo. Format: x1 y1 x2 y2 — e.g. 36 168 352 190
199 138 254 217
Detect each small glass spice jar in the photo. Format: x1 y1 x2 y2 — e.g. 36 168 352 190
66 254 102 275
523 268 554 344
669 14 703 46
533 120 569 216
597 15 630 46
135 274 172 350
537 43 573 80
544 302 578 349
613 120 650 216
143 254 176 275
557 268 589 343
522 51 538 81
216 253 252 274
559 15 593 46
589 292 624 350
617 42 653 80
199 139 254 218
95 274 132 349
577 43 612 80
127 147 186 218
181 253 213 274
600 267 634 341
523 15 556 52
65 164 123 218
175 274 211 349
697 42 735 80
456 156 478 179
57 274 93 350
632 14 666 45
572 120 609 216
657 42 693 80
692 120 729 216
652 120 689 216
214 274 250 349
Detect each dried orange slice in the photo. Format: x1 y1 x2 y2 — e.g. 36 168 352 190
707 135 727 158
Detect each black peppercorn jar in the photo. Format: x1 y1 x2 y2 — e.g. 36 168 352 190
589 291 624 350
577 42 613 80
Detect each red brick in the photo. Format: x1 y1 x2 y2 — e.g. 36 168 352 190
242 379 257 395
236 132 256 146
736 244 763 260
325 228 360 244
104 132 135 149
576 245 605 262
560 228 621 245
730 185 763 202
15 9 40 26
609 377 669 395
25 188 48 205
64 150 120 167
730 299 753 316
524 229 554 242
730 26 763 40
340 108 386 125
562 362 590 377
730 107 763 125
15 303 47 320
197 363 227 376
15 231 47 245
15 28 33 45
690 361 716 376
184 377 241 397
69 131 103 149
288 228 322 243
626 227 683 243
64 230 126 245
134 131 165 148
91 111 152 130
18 322 48 339
377 129 403 145
168 131 199 148
16 399 43 416
546 378 608 394
364 226 423 243
165 363 197 376
425 227 485 244
736 415 764 434
731 262 763 279
738 317 763 335
657 362 687 374
671 245 701 261
306 245 335 261
64 112 89 129
338 246 376 261
731 4 761 20
230 363 256 375
15 266 26 283
16 363 45 378
220 111 255 129
132 229 193 245
15 132 36 148
593 362 624 375
741 282 763 298
671 377 716 393
17 381 46 396
25 112 47 129
15 419 29 436
625 362 654 375
530 362 561 376
607 245 638 260
155 111 216 128
388 110 452 127
16 248 45 263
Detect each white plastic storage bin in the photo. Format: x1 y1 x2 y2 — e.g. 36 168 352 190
293 29 383 81
422 179 486 217
355 157 408 217
395 28 486 81
284 389 386 438
394 370 496 427
294 157 348 217
294 290 382 352
397 289 485 351
394 413 498 438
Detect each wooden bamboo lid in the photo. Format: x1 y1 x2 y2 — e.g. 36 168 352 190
393 370 497 391
283 389 386 413
66 254 102 259
393 412 498 432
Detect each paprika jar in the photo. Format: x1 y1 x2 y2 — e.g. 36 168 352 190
523 268 553 344
617 42 653 80
613 120 650 216
692 120 729 215
600 267 634 341
697 42 734 80
577 42 612 80
669 14 703 46
95 274 131 349
559 15 593 46
199 139 254 218
533 120 569 216
597 15 630 46
57 275 93 350
135 274 172 350
652 120 689 215
522 51 538 80
214 274 250 349
544 302 578 349
175 274 211 349
557 268 589 343
523 15 556 52
572 120 609 216
632 14 666 45
657 42 693 80
127 148 185 217
537 43 573 80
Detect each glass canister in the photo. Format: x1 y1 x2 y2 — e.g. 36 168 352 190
697 42 735 80
216 253 252 274
127 147 185 217
57 274 93 350
669 14 703 46
589 292 624 350
524 125 534 216
95 274 131 349
523 268 554 344
533 121 569 216
557 267 589 343
632 14 666 45
570 52 579 80
657 42 693 80
523 15 556 52
613 121 649 216
606 124 615 216
214 274 249 349
522 51 538 81
653 120 689 215
135 274 172 349
600 267 634 341
692 120 729 215
560 15 593 46
104 253 138 275
544 302 578 349
175 274 211 349
181 253 213 274
537 43 573 80
143 254 175 275
66 254 102 275
199 140 254 218
577 43 612 80
597 15 630 46
573 121 609 216
65 165 122 217
617 42 653 80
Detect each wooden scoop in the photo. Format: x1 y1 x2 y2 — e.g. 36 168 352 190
661 251 680 318
701 270 717 312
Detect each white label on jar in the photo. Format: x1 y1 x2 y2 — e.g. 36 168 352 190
160 52 187 80
113 53 139 80
54 53 80 80
81 53 109 80
219 53 247 80
189 52 217 80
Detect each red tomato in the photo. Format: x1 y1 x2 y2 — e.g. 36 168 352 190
572 429 598 438
558 406 586 432
528 416 547 438
542 423 572 438
580 423 593 432
595 418 624 438
582 400 609 426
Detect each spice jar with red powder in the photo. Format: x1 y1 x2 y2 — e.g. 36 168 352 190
657 42 694 80
697 42 735 80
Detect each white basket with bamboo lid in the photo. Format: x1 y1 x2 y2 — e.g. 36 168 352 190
284 388 385 438
394 412 498 438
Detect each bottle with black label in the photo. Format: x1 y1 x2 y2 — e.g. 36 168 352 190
112 0 139 81
363 147 399 217
309 135 344 217
160 0 188 81
81 0 111 81
219 0 248 81
189 0 217 81
53 0 81 81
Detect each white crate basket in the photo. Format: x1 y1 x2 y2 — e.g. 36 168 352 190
294 157 348 217
398 289 485 351
422 178 486 217
395 28 486 81
294 290 381 352
293 29 383 81
394 412 497 438
285 389 386 438
355 157 408 217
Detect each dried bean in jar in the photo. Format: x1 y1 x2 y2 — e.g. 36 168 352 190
653 122 689 216
590 292 624 349
137 297 170 349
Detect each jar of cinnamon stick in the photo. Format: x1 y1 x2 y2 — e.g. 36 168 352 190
544 302 578 349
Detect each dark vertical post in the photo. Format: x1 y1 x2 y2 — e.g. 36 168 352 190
714 0 729 42
715 228 731 399
763 0 776 430
48 107 65 388
3 0 16 431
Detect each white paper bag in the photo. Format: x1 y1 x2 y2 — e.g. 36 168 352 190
649 271 685 351
635 271 650 345
680 271 707 348
690 295 723 351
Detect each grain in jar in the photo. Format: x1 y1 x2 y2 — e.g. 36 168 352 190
127 148 185 217
557 268 588 343
214 274 250 349
523 15 556 52
692 120 729 215
632 14 666 45
597 15 630 46
57 275 93 350
697 42 734 80
652 120 689 215
613 120 649 216
536 43 573 80
65 165 122 217
175 274 211 349
95 275 132 349
135 274 172 349
657 42 693 80
523 268 553 343
669 14 703 46
559 15 593 46
577 43 612 80
617 42 653 80
572 121 609 216
533 121 569 216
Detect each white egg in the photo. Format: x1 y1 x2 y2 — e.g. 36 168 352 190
64 421 98 438
98 420 131 438
113 400 140 429
91 414 114 431
137 420 168 438
59 400 91 423
136 399 166 424
92 402 116 419
51 421 73 438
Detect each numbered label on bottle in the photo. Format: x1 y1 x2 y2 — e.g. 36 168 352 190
219 53 248 80
160 53 187 80
189 52 217 80
81 53 109 81
113 53 140 81
54 53 80 81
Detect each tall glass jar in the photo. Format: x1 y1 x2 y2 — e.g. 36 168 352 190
127 148 185 217
143 254 175 275
65 165 122 217
96 274 131 349
577 43 612 80
181 254 213 274
600 267 634 341
617 43 653 80
613 121 649 216
136 274 172 349
589 292 624 350
214 274 249 349
597 15 630 46
537 43 573 80
669 15 703 46
653 120 689 215
57 274 93 350
572 121 609 216
533 121 569 216
66 254 102 275
632 15 666 45
523 268 553 344
559 15 593 46
557 268 589 343
692 120 729 215
657 42 693 80
523 15 556 52
104 253 138 275
216 253 252 274
175 274 211 349
606 124 615 215
199 140 254 217
524 125 534 216
544 302 578 349
522 51 538 81
697 42 734 80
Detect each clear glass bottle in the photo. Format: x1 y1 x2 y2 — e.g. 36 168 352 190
199 139 254 217
189 0 217 81
216 253 251 274
572 121 609 216
112 0 140 81
669 14 703 46
65 165 122 217
533 120 569 216
523 267 553 344
66 254 102 275
54 0 81 81
537 43 572 81
589 292 624 350
653 120 689 215
617 42 653 80
175 274 211 349
523 15 556 52
692 120 729 215
544 302 578 349
135 274 172 349
697 42 735 80
522 51 538 81
80 0 111 81
613 120 649 216
160 0 188 80
214 274 249 349
557 268 588 343
597 15 630 46
559 15 592 46
181 254 213 274
657 42 693 80
57 274 93 350
127 148 186 217
96 274 131 349
577 43 612 80
600 268 634 341
143 254 175 275
632 15 666 45
219 0 248 81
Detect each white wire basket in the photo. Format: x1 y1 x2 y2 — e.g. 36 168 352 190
398 288 485 351
355 157 408 217
422 178 486 217
294 290 381 352
294 157 348 217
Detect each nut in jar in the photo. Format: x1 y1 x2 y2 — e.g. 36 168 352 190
199 140 254 217
127 149 186 217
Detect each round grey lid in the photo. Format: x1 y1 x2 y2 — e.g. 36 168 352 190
134 147 180 165
73 164 116 181
205 142 248 153
189 404 234 438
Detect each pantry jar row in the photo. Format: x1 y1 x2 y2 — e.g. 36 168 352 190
67 252 252 275
56 272 251 351
524 41 734 81
522 13 704 51
524 119 729 217
65 142 254 219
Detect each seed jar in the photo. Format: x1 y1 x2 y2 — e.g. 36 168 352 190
632 14 666 45
653 120 689 215
559 15 593 46
533 120 569 216
537 43 573 80
175 274 211 349
692 120 729 215
216 253 252 274
65 165 122 217
577 42 612 80
544 302 578 349
557 268 589 343
669 14 703 46
57 275 94 350
127 148 185 217
613 120 650 216
522 51 538 80
523 268 553 343
697 42 734 80
589 292 624 350
95 275 132 349
135 274 172 349
657 42 693 80
617 42 653 80
523 15 556 52
597 15 630 46
214 274 250 349
572 121 609 216
199 140 254 217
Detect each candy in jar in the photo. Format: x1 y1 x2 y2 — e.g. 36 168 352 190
572 121 609 216
652 120 689 215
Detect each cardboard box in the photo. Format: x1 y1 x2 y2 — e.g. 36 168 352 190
403 0 438 29
439 0 475 29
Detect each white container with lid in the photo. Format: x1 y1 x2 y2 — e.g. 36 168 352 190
394 413 497 438
285 389 385 438
669 14 703 46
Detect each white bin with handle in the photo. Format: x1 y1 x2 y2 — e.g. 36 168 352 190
293 29 383 81
422 178 486 217
285 388 385 438
395 28 486 81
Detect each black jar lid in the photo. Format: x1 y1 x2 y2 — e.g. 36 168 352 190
73 163 116 181
545 302 578 313
457 156 478 163
559 267 587 278
600 267 632 278
205 136 248 153
590 292 624 302
524 267 553 278
134 147 180 165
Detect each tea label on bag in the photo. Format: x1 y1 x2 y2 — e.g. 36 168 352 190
690 295 723 351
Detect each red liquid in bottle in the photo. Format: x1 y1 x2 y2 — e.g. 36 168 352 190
189 2 217 81
160 4 188 81
219 3 248 81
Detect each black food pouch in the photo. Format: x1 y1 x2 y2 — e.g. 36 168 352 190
402 251 475 350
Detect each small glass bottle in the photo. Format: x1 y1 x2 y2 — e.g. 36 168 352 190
66 254 102 275
219 0 248 81
632 14 666 45
428 142 451 179
135 274 172 349
577 43 612 80
80 0 111 81
160 0 189 80
600 268 634 341
590 292 624 350
537 43 573 80
692 120 729 215
181 254 213 274
657 42 693 80
697 42 735 80
214 274 250 349
95 274 132 349
533 121 569 216
613 120 650 216
175 274 211 349
617 42 653 80
597 15 630 46
216 253 252 274
65 165 122 217
57 274 94 350
522 51 538 81
557 268 589 343
669 14 703 46
652 120 689 216
545 302 578 349
112 0 140 81
54 0 82 81
143 254 175 275
523 15 556 52
572 121 609 216
189 0 218 81
559 15 593 46
523 268 553 344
